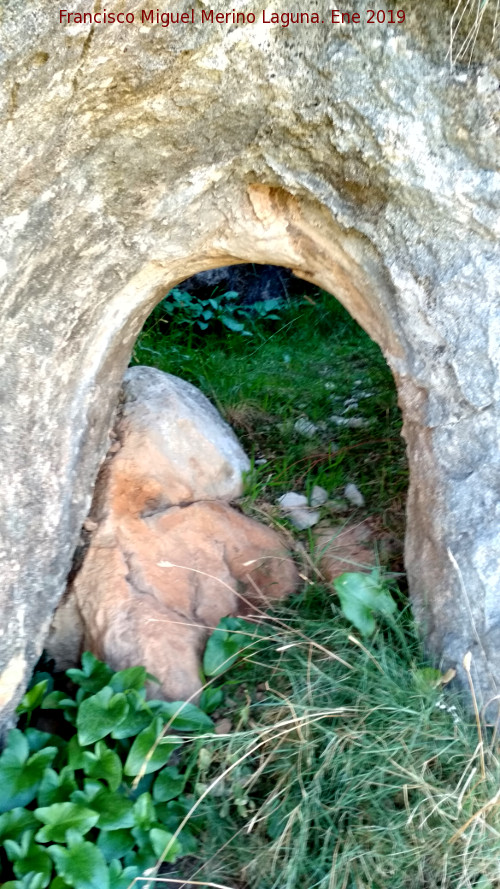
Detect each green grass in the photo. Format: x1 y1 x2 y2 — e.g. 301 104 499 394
132 290 407 540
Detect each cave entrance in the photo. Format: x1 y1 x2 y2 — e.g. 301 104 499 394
130 262 408 584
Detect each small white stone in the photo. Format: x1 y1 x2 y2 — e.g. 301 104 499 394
310 485 328 507
277 492 321 529
330 415 370 428
344 483 365 507
294 417 318 438
289 509 321 530
278 492 308 509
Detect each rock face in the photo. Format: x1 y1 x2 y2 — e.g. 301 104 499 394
315 520 399 582
0 1 499 730
46 367 298 701
110 366 251 508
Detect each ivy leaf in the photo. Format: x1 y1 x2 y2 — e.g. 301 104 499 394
203 618 249 677
34 802 99 843
110 705 152 740
97 829 134 862
67 735 87 769
149 700 214 732
37 766 78 806
108 666 147 694
3 875 48 889
149 827 183 862
77 686 129 746
222 315 246 332
199 686 224 714
5 830 53 886
333 570 397 636
25 729 63 754
133 792 156 829
124 717 179 777
85 788 135 830
48 831 109 889
16 680 49 717
2 728 29 763
125 840 156 872
80 741 123 792
41 691 78 712
126 771 155 801
0 731 57 813
107 860 141 889
70 779 105 806
152 766 187 803
66 652 114 694
155 797 198 835
47 878 68 889
0 807 38 842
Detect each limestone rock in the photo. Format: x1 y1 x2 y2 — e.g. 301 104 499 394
0 0 499 730
294 418 319 438
47 371 297 700
316 520 399 582
56 500 297 702
310 486 329 507
114 365 250 510
329 416 371 429
316 522 377 582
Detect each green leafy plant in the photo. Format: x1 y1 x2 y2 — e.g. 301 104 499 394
333 569 397 636
0 654 215 889
151 288 282 339
202 616 256 678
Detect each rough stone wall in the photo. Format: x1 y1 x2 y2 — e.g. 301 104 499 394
0 0 499 732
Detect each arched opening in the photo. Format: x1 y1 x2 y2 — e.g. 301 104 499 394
131 261 407 577
47 254 408 694
7 181 489 767
6 182 498 889
37 259 494 889
45 184 418 694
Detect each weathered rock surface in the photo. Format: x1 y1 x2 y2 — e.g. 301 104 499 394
0 1 499 730
316 520 395 582
47 368 297 700
110 365 250 509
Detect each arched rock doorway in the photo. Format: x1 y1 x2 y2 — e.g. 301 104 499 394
0 185 497 732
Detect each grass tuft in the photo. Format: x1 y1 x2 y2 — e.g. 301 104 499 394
180 595 500 889
448 0 499 66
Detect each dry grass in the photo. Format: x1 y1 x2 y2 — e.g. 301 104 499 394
448 0 499 65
